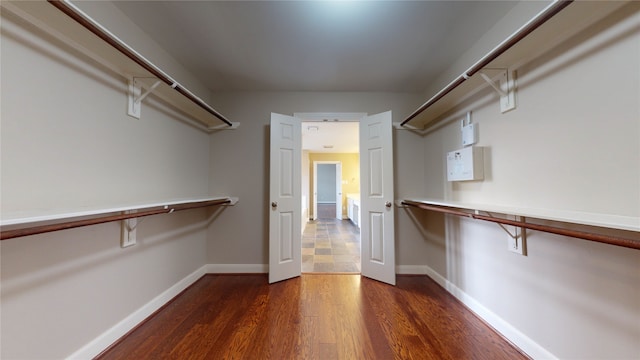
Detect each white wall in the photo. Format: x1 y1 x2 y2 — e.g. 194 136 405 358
206 92 427 267
0 3 213 358
417 3 640 358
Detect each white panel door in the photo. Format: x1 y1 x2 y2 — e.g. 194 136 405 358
269 113 301 283
359 111 395 285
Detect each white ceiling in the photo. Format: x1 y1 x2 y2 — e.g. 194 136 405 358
113 1 519 93
302 121 359 153
111 1 520 152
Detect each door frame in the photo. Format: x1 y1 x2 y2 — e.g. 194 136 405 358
297 113 366 222
271 112 395 284
312 161 342 220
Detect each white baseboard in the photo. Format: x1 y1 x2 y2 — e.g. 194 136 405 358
421 265 557 360
67 264 209 359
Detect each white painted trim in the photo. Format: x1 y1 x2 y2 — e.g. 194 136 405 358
67 265 208 359
421 265 557 360
403 198 639 232
2 196 232 226
205 264 268 273
422 264 449 288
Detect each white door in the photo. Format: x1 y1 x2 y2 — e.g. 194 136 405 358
359 111 395 285
269 113 301 283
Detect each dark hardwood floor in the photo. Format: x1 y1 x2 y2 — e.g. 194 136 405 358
97 274 529 360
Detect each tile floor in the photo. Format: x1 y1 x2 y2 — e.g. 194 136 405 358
316 202 337 218
301 218 361 273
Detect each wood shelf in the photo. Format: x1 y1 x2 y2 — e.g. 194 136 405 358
1 0 233 130
400 198 639 232
1 197 238 240
400 198 639 250
402 1 629 129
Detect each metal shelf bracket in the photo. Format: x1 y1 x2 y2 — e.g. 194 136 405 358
478 68 516 113
478 210 525 240
127 77 162 119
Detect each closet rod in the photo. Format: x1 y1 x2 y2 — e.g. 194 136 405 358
0 198 231 241
47 0 233 127
401 0 573 127
401 200 640 251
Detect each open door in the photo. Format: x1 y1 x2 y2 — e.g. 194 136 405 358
359 111 395 285
269 113 301 283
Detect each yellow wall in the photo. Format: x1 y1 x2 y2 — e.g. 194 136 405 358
308 153 359 218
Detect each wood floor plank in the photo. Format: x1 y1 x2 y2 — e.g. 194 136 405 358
163 276 262 357
96 276 222 359
298 315 319 359
97 274 530 360
361 278 447 360
215 293 269 358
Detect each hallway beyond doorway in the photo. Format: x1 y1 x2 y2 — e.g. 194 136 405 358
316 203 336 218
302 219 360 273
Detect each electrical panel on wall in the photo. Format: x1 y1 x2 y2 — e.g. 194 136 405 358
447 147 484 181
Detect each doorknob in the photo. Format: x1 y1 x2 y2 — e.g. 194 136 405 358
271 202 278 208
385 201 392 208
